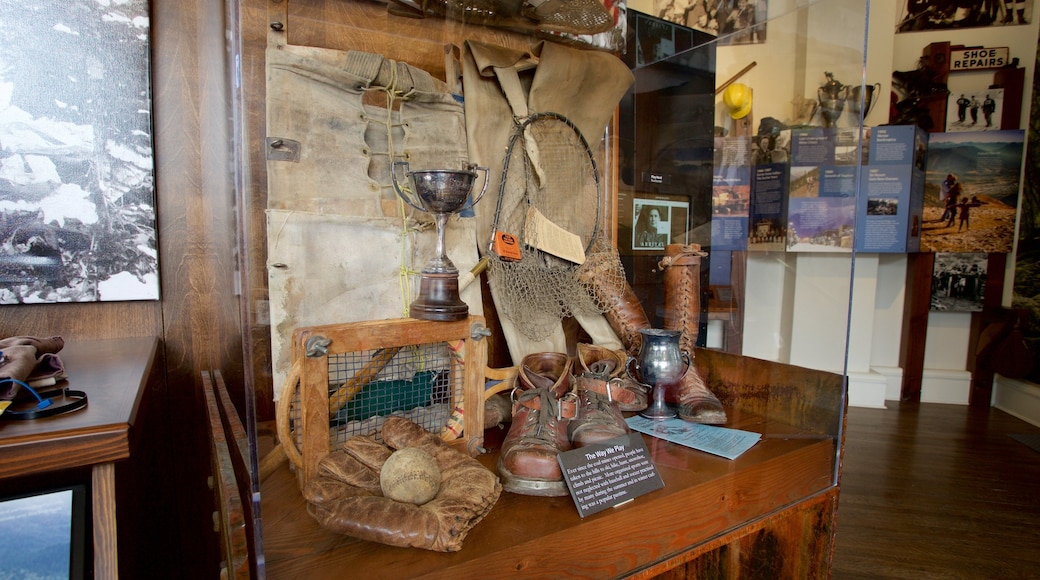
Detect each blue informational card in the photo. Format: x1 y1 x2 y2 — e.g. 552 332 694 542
625 416 762 460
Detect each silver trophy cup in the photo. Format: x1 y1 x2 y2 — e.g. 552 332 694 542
849 82 882 120
817 72 849 128
391 160 488 321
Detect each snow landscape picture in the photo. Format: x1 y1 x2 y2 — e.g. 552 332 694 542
0 0 158 303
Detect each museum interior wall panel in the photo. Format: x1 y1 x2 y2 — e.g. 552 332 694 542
868 254 910 401
870 254 909 370
741 253 793 362
789 255 853 374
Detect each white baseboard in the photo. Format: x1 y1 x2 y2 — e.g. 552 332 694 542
853 367 970 405
871 365 904 402
847 370 888 408
993 376 1040 428
920 369 972 405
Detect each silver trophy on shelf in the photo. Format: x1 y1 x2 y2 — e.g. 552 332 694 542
391 161 488 321
849 82 882 120
817 72 850 128
627 328 690 420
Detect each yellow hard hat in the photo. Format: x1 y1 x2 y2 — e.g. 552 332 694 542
723 83 753 119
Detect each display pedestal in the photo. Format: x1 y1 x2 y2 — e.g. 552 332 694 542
261 349 844 578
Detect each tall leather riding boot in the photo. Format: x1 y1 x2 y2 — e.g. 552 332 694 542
497 387 577 496
576 264 652 356
659 244 727 425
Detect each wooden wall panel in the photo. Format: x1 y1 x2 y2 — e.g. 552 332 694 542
0 0 247 577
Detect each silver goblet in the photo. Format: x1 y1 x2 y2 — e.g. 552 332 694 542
627 328 690 420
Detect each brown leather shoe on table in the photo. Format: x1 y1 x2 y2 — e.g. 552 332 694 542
675 364 727 425
497 387 577 496
576 343 625 377
517 352 572 397
568 376 631 448
576 344 647 412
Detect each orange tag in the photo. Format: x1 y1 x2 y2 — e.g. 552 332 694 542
492 231 522 261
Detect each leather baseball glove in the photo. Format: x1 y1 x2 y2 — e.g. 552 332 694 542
304 416 502 552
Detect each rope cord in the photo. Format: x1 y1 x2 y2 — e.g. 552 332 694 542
371 61 422 318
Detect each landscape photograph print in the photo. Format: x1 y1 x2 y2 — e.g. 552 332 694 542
0 0 158 303
919 130 1024 253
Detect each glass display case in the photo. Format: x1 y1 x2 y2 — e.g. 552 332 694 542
226 0 877 575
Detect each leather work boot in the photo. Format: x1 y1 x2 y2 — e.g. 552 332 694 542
517 352 572 396
675 369 727 425
576 343 647 412
658 244 728 425
568 376 631 448
497 387 577 496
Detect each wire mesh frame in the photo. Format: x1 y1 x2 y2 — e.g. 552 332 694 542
292 316 487 487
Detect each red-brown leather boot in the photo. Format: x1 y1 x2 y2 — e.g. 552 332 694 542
517 352 572 396
567 375 631 448
497 387 577 496
577 263 652 356
576 343 647 412
659 244 727 425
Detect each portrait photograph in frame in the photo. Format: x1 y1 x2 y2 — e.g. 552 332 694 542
632 195 691 251
0 0 158 303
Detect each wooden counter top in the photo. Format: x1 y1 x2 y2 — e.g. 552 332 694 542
261 408 838 579
0 336 159 479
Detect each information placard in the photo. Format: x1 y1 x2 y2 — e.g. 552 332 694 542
557 433 664 518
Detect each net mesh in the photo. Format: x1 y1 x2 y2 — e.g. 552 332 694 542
487 112 627 341
286 342 462 449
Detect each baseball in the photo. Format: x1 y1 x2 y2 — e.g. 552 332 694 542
380 447 441 505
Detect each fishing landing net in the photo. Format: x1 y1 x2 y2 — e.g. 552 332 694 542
486 111 627 342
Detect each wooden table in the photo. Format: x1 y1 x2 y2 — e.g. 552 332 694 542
262 345 846 578
0 337 159 579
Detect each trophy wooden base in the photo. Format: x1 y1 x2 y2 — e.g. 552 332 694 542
409 272 468 321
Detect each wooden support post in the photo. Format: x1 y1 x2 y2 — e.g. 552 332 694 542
900 253 934 402
968 253 1007 407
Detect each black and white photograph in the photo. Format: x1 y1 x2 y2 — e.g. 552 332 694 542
635 10 678 66
947 89 1004 131
631 196 691 250
930 252 987 311
654 0 767 44
0 0 158 303
632 203 671 249
897 0 1033 32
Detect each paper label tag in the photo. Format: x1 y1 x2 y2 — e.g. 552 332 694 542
523 207 586 265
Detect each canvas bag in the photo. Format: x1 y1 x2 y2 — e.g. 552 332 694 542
459 39 633 361
266 45 482 398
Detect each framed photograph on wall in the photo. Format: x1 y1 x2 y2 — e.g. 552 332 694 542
0 0 158 303
897 0 1033 32
946 89 1004 132
653 0 767 43
930 253 987 312
631 195 690 251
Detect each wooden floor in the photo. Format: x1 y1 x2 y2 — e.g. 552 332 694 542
832 402 1040 579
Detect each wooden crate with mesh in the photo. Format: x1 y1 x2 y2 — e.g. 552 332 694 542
287 315 488 488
